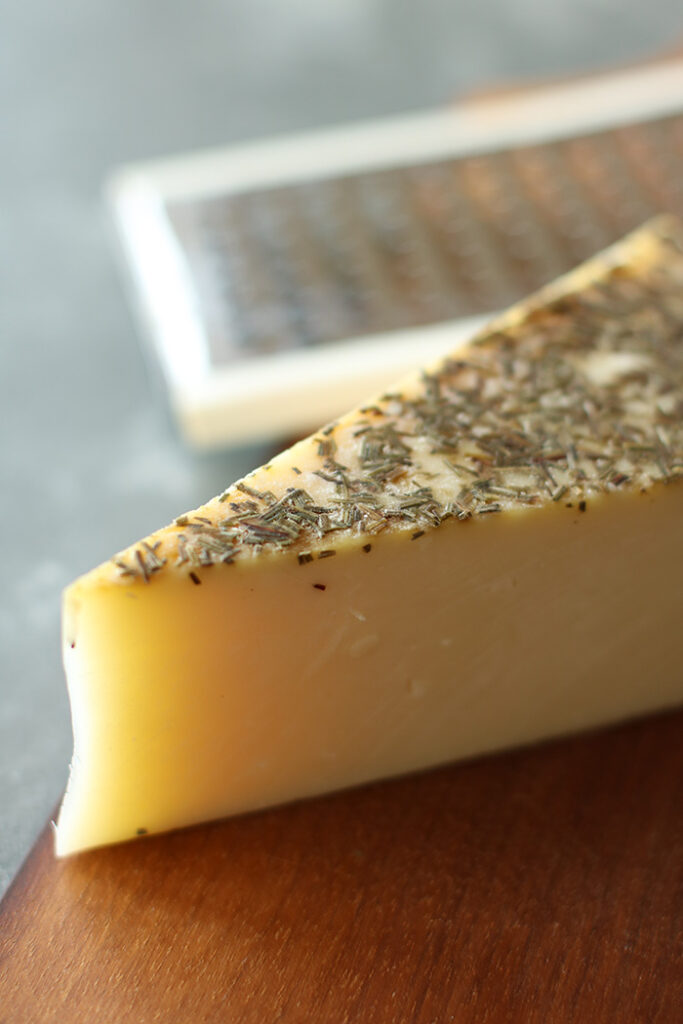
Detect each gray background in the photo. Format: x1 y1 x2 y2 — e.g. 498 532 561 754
2 0 682 897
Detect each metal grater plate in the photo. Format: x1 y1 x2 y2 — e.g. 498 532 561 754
165 110 683 367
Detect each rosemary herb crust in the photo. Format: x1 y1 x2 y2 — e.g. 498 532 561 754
109 217 683 585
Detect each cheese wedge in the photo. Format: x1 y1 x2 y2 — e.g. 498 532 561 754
56 217 683 856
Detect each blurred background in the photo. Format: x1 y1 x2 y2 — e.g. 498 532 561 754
2 0 682 895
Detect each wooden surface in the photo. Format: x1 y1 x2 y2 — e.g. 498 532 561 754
1 711 682 1023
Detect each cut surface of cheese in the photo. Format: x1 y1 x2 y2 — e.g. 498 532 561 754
56 217 683 856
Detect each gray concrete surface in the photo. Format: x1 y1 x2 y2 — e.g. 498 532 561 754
2 0 682 896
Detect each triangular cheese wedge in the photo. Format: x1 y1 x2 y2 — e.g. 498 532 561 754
56 217 683 855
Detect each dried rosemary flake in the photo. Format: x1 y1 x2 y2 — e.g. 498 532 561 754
446 461 480 477
141 541 165 570
316 438 337 457
135 549 150 583
314 470 345 485
236 482 275 504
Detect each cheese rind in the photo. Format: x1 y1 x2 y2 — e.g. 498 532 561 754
56 218 683 855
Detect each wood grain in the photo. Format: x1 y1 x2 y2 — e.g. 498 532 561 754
1 710 682 1023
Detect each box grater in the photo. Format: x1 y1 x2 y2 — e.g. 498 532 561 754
108 59 683 446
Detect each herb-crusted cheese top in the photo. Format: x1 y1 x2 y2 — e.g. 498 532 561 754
109 217 683 585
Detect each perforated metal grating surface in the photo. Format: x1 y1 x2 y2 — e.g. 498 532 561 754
166 111 683 366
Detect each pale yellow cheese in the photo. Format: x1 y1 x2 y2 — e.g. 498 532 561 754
55 218 683 856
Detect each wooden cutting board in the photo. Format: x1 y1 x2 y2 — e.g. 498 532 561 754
1 710 682 1023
